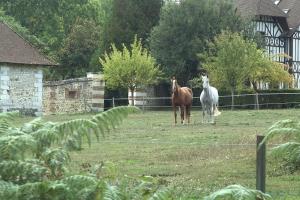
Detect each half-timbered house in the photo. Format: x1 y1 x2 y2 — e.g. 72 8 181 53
236 0 300 88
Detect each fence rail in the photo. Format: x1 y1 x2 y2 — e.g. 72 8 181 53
104 92 300 110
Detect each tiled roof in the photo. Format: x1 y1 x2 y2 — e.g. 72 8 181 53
278 0 300 29
0 22 55 66
236 0 287 18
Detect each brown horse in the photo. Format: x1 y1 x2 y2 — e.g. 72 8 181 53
171 77 193 124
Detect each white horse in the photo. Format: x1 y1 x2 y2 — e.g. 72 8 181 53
200 75 221 123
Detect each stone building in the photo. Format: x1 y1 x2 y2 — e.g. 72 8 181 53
0 22 55 115
43 73 104 115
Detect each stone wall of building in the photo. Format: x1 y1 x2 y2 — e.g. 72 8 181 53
0 64 43 115
43 73 104 115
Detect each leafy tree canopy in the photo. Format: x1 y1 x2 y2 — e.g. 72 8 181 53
100 36 162 104
0 0 112 79
201 31 291 93
53 18 101 79
100 0 163 54
149 0 248 84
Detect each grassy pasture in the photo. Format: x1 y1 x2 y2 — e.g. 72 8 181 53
21 109 300 199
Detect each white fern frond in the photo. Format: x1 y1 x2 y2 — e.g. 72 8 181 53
21 118 47 133
54 106 140 150
204 184 272 200
259 119 300 148
267 119 300 131
103 182 122 200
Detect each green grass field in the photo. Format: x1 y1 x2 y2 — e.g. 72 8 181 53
40 109 300 199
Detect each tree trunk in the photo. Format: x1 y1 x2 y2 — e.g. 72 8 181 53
130 88 135 106
251 81 259 110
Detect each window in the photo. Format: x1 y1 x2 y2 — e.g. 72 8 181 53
65 89 78 99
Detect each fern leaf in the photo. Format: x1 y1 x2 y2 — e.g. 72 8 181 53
41 148 70 177
59 175 98 199
0 134 36 160
0 111 19 135
103 182 122 200
204 184 272 200
259 119 300 148
54 106 140 150
0 160 48 184
0 180 18 200
21 118 43 133
270 142 300 170
149 187 172 200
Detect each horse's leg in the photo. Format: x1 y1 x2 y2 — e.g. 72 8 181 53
180 106 184 124
183 105 187 124
186 105 191 124
212 105 215 123
208 105 213 123
173 105 177 124
201 104 205 123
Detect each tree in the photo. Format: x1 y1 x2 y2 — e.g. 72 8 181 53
58 18 101 79
100 0 163 54
100 37 162 105
200 31 291 109
0 0 111 79
149 0 247 84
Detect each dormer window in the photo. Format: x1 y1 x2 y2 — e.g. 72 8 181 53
274 0 280 5
282 9 290 13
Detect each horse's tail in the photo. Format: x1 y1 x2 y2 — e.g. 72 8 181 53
214 105 221 116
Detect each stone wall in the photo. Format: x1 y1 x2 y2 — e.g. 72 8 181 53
0 64 43 115
43 73 104 115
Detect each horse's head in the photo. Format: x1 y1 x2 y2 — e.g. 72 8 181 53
202 75 210 89
171 77 178 94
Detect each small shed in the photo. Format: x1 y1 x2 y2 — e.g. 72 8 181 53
0 22 55 115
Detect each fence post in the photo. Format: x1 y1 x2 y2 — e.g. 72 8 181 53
256 135 266 193
142 96 145 113
112 97 115 108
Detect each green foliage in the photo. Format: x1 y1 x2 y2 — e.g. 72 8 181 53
101 36 162 104
200 31 291 108
100 0 163 55
0 0 113 79
260 119 300 172
0 160 48 183
0 107 177 200
57 18 101 79
204 184 272 200
202 31 291 92
150 0 247 83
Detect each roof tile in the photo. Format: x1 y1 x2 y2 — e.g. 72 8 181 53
0 22 55 66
